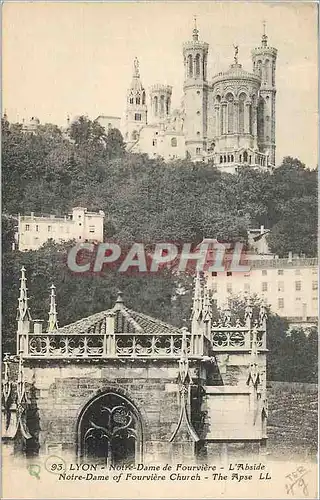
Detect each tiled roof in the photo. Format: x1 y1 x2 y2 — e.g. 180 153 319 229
51 304 181 336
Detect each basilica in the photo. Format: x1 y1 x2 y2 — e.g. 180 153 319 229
122 22 277 172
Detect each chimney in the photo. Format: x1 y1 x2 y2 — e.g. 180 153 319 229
288 251 293 263
260 225 264 234
31 212 34 220
33 320 44 334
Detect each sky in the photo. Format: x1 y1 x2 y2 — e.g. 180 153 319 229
2 1 318 167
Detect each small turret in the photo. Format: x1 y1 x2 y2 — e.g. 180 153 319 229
48 284 59 332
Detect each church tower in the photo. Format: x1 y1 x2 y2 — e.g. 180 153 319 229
252 23 277 166
125 58 147 143
183 19 209 160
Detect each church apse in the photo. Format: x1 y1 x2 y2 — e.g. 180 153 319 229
2 268 268 463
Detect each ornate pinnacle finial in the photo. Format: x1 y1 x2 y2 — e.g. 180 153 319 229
191 272 203 320
17 266 31 322
233 44 239 65
203 285 212 323
48 284 58 332
133 57 140 78
262 20 268 47
192 15 199 41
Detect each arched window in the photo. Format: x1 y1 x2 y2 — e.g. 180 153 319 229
171 137 177 147
129 97 134 104
257 60 262 78
195 54 201 77
265 59 270 83
224 155 227 163
220 156 223 163
154 96 158 115
227 155 230 162
231 154 234 162
239 93 246 134
188 54 193 77
142 92 146 105
136 97 140 105
243 151 248 163
226 93 234 134
160 95 165 114
249 155 252 164
239 154 242 162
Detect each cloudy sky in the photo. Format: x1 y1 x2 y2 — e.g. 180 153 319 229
3 2 318 167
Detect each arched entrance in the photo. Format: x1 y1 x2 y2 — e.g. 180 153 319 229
77 392 143 465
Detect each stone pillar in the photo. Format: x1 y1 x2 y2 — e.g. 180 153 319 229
233 100 239 134
221 101 227 135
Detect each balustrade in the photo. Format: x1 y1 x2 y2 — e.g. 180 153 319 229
26 333 206 359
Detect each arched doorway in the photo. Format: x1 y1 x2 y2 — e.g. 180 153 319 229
77 392 143 465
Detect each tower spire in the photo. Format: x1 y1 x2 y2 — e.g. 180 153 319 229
262 20 268 47
133 57 140 78
192 15 199 41
17 267 31 322
48 284 58 332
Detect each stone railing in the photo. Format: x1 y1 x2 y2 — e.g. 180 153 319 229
211 327 266 351
24 332 208 359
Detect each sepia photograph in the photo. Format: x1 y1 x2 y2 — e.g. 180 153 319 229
1 2 318 499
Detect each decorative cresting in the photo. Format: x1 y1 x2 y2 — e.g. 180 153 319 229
1 352 32 441
19 278 207 359
247 303 268 430
78 392 142 465
170 327 199 444
48 284 58 332
211 300 267 351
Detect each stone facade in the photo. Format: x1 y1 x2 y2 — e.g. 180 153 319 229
123 21 277 171
2 270 268 464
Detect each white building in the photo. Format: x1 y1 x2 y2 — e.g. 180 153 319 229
206 255 318 330
17 207 105 251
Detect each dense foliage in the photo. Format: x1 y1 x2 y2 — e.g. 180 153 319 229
2 116 318 382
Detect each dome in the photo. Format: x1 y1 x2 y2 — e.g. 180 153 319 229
212 63 260 85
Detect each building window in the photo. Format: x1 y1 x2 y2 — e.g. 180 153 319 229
129 97 134 104
295 281 302 291
227 271 232 277
278 281 284 292
188 54 193 77
35 225 39 232
295 269 301 275
196 148 201 155
171 137 177 147
312 281 318 290
262 282 268 292
89 225 95 233
136 97 140 105
278 298 284 309
277 269 284 275
262 270 267 276
211 283 217 293
295 297 301 301
48 226 52 232
227 283 232 293
212 272 217 277
25 224 30 231
134 113 141 121
197 91 200 95
152 139 157 147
